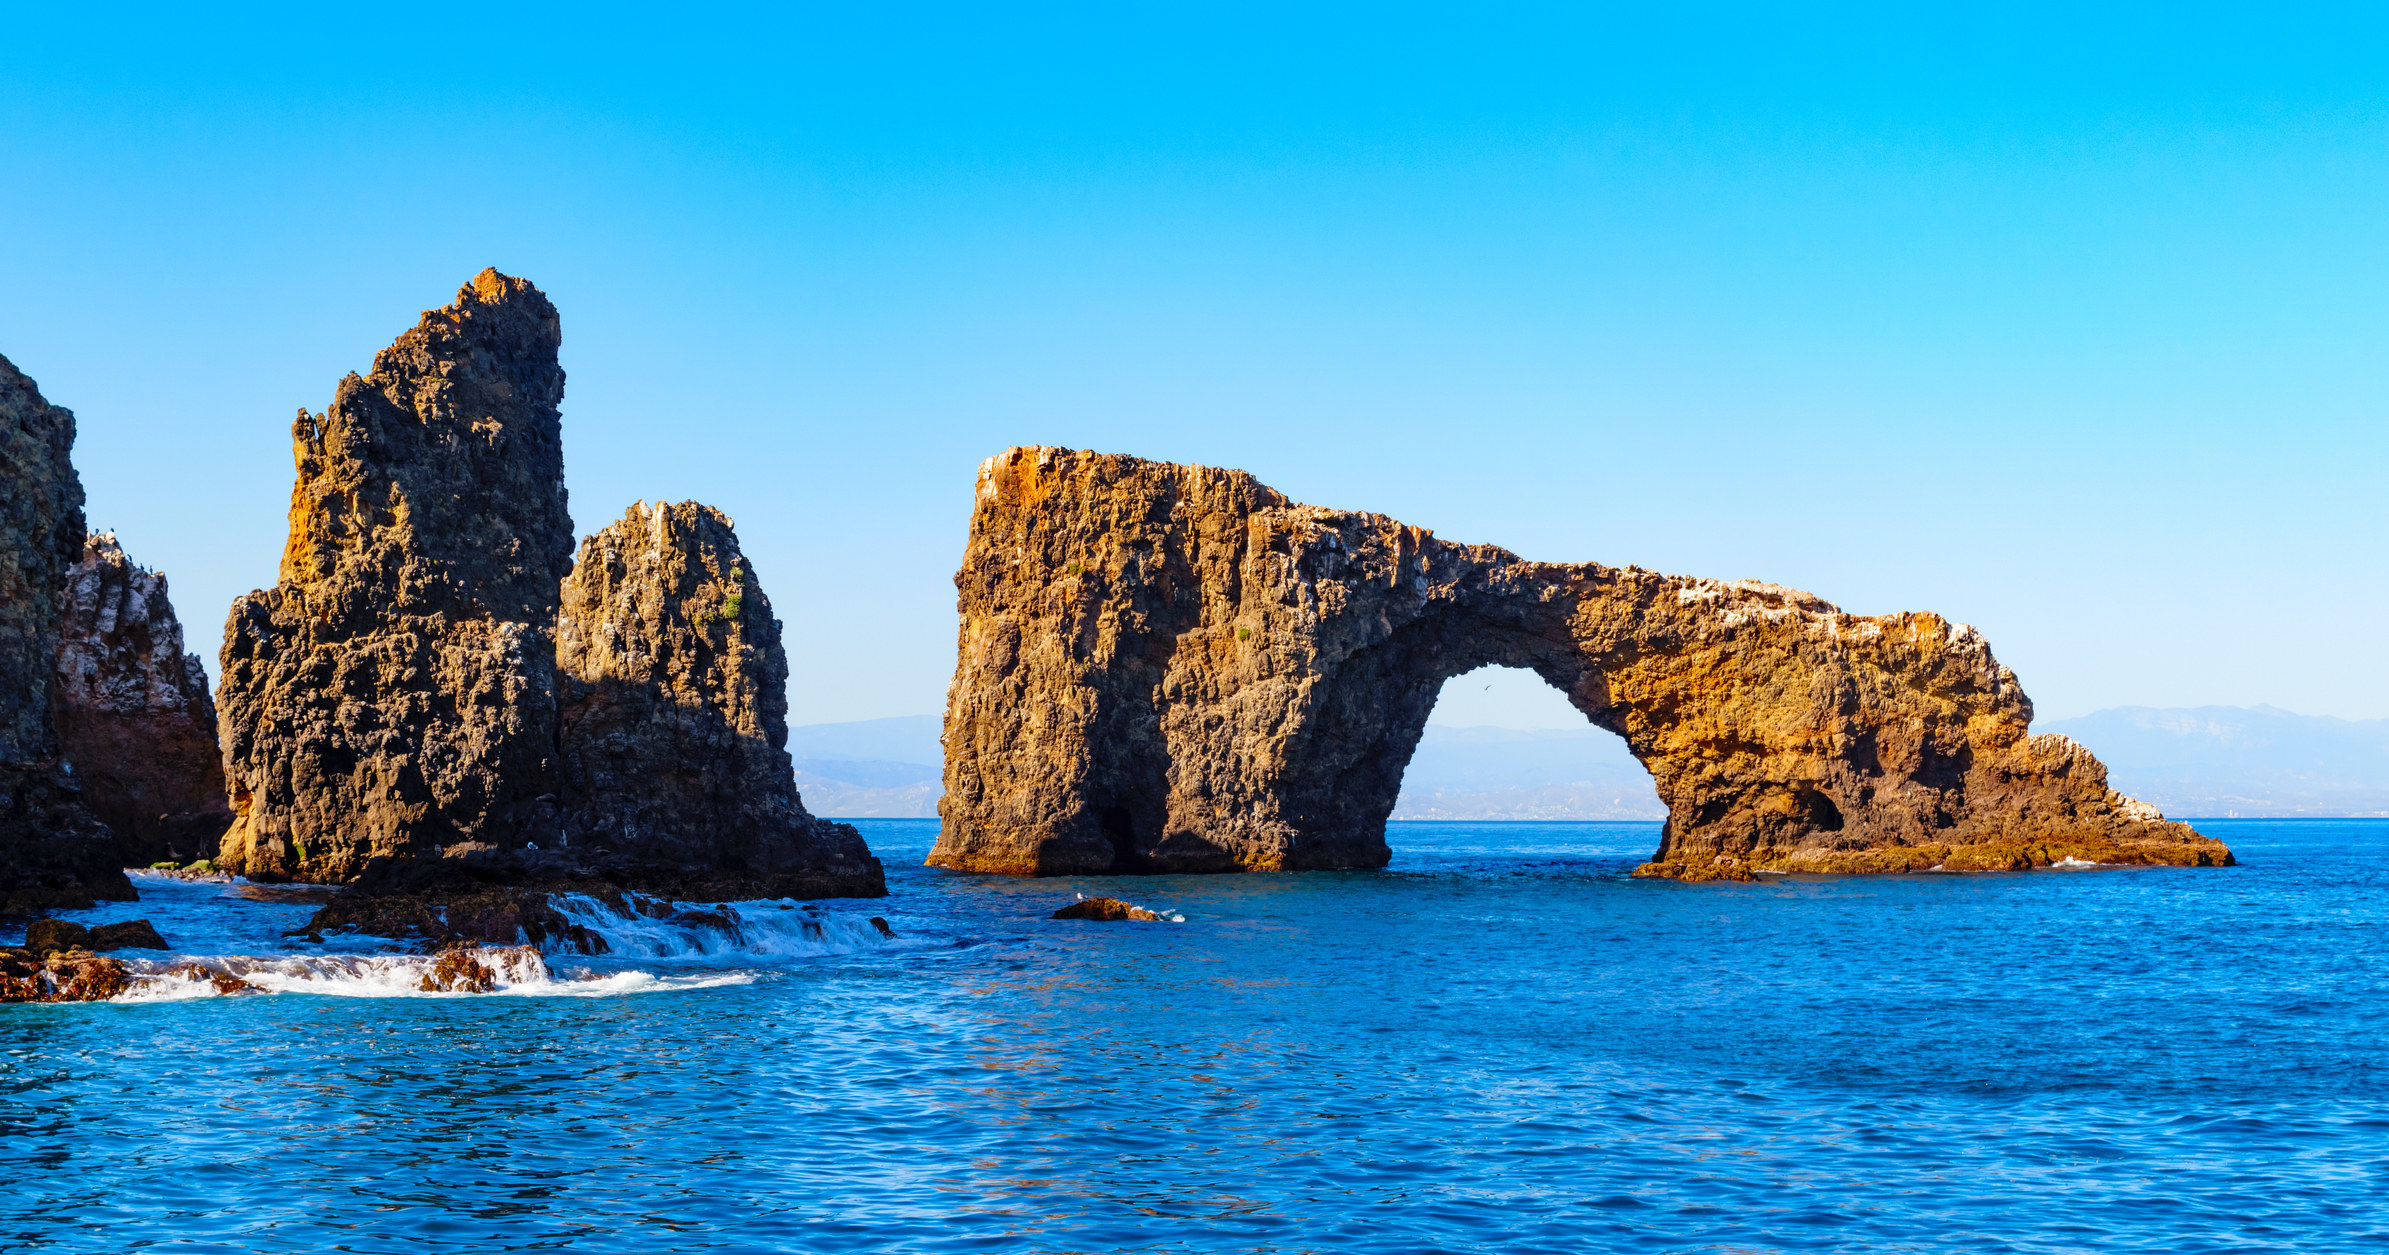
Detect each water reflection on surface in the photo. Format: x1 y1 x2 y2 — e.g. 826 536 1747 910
2 820 2385 1252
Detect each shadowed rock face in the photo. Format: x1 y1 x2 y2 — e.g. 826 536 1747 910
931 447 2234 879
216 269 574 883
555 502 883 897
0 353 132 911
52 533 232 866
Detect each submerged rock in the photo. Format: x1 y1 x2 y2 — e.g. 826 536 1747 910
52 533 232 867
0 353 131 912
555 501 884 897
933 447 2235 879
1051 897 1163 921
217 269 575 885
164 961 257 996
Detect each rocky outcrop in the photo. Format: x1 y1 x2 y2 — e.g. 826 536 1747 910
554 501 883 896
0 353 132 911
219 270 883 913
0 946 129 1002
26 918 168 952
1051 897 1162 921
932 447 2234 879
51 533 232 866
216 270 575 884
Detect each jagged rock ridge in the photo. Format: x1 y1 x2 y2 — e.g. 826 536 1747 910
556 501 882 896
52 532 233 866
932 446 2234 880
218 270 882 905
216 269 575 883
0 353 131 910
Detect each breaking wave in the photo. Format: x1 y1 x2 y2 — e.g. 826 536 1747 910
547 892 910 958
110 948 753 1002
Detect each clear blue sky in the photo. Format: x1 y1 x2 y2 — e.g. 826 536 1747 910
4 4 2384 726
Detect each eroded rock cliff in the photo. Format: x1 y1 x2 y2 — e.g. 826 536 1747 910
931 447 2233 879
0 353 132 911
555 501 882 897
219 270 882 916
52 532 232 866
217 269 574 883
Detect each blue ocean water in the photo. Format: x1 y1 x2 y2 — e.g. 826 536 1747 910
5 818 2386 1253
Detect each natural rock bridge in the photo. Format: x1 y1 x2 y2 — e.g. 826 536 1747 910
929 446 2233 880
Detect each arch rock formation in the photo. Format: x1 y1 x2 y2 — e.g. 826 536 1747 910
930 447 2233 881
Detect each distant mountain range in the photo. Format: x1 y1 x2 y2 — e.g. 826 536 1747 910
787 705 2389 821
2037 706 2389 818
788 717 944 818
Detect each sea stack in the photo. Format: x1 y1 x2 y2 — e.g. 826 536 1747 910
216 269 574 884
0 354 133 910
555 501 883 897
931 446 2234 879
51 533 234 867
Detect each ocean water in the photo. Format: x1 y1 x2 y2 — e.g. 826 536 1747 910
4 818 2386 1253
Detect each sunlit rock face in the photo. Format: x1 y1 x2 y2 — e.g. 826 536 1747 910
555 501 884 898
931 446 2234 880
52 532 232 866
216 269 574 883
0 354 130 910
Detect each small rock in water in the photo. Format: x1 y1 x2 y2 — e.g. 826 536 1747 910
419 947 499 994
1051 897 1163 922
25 919 89 954
88 919 169 950
869 916 895 938
0 946 130 1002
167 961 256 996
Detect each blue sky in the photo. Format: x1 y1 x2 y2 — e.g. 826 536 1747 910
4 4 2385 726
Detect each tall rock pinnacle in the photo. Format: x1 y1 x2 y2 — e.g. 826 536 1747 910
0 354 133 909
931 447 2234 879
555 501 884 896
52 532 233 867
217 269 574 882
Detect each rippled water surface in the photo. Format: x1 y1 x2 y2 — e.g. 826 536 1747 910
6 818 2387 1253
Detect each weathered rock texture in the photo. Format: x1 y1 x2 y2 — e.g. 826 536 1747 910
52 533 232 866
217 270 574 883
0 946 129 1002
554 501 882 896
0 353 132 911
931 447 2234 879
218 270 883 907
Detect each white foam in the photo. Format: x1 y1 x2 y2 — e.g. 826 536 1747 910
125 868 236 885
110 948 752 1002
548 893 912 959
2050 857 2103 869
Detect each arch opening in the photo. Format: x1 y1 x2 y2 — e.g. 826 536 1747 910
1391 665 1664 821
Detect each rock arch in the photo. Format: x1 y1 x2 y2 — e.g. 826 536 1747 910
929 447 2232 879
